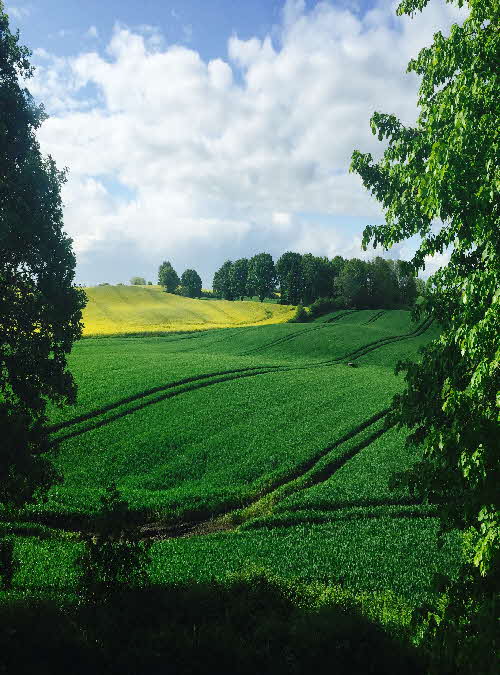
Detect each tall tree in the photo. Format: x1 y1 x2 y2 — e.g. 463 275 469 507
334 259 369 308
212 260 234 300
394 259 417 307
0 2 86 506
231 258 249 301
158 261 180 293
247 253 276 302
276 251 304 305
367 257 398 308
350 0 498 663
301 254 335 305
179 269 202 298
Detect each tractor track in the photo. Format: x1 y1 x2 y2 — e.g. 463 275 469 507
9 408 391 538
322 310 357 324
48 316 434 442
363 310 387 325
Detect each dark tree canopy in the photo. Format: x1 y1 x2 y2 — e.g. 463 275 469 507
231 258 249 301
350 0 498 602
0 3 86 505
212 260 234 300
247 253 276 302
334 258 370 308
158 261 180 293
179 269 202 298
276 251 304 305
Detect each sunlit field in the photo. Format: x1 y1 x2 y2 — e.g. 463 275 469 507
80 285 295 335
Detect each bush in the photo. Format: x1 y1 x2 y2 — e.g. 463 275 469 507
288 305 310 323
308 297 341 318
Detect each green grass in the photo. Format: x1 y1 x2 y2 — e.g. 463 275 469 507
148 518 461 603
35 310 440 521
7 516 461 606
274 425 422 514
5 310 461 615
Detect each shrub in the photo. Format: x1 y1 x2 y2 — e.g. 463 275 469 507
308 297 341 319
288 305 310 323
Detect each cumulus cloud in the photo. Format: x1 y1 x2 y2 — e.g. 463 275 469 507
31 0 467 285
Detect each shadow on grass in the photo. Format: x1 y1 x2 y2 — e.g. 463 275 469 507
0 576 426 675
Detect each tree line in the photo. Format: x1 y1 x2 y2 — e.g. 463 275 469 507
209 252 422 309
157 262 203 298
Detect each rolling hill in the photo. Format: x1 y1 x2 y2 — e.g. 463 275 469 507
80 285 296 335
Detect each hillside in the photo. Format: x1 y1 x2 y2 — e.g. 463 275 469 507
81 285 296 336
6 308 465 671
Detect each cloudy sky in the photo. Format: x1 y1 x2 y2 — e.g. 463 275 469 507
7 0 466 286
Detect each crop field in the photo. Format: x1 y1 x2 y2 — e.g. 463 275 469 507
81 284 295 335
6 309 462 617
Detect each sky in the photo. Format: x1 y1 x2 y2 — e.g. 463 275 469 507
6 0 466 287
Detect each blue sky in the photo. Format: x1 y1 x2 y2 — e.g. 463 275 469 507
6 0 464 286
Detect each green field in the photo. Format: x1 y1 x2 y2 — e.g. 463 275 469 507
4 308 463 617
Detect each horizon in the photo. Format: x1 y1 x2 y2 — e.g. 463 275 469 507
7 0 465 286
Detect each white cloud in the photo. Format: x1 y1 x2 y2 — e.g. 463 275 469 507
85 25 99 39
6 4 31 20
31 0 467 284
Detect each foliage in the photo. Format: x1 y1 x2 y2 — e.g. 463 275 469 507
179 268 202 298
350 0 499 664
157 261 179 293
231 258 249 301
129 277 146 285
301 254 337 305
0 537 18 589
308 297 342 319
0 574 428 675
288 305 310 323
0 3 86 507
247 252 276 302
212 259 234 300
276 251 305 305
334 259 370 308
76 483 150 602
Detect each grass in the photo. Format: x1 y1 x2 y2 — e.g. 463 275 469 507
2 308 468 672
33 310 440 522
274 425 422 514
81 285 295 335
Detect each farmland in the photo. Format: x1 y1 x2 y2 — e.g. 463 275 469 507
1 307 465 673
80 284 295 335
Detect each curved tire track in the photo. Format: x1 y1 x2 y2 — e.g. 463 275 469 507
49 316 433 441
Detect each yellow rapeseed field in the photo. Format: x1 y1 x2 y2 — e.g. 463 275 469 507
81 285 296 336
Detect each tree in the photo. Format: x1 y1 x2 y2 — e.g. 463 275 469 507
231 258 249 301
350 0 498 666
394 259 417 307
0 3 86 507
212 260 234 300
158 261 179 293
276 251 305 305
367 257 398 308
247 253 276 302
301 254 336 305
334 258 369 308
130 276 146 285
179 269 202 298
